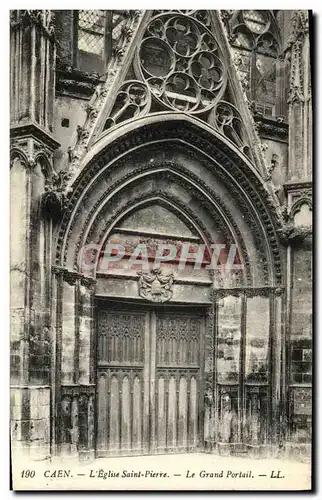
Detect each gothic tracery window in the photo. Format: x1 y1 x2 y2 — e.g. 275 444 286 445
223 10 281 118
135 12 227 114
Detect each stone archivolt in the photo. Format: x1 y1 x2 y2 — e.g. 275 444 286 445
54 118 283 288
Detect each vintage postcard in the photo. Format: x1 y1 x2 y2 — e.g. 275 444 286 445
10 9 312 491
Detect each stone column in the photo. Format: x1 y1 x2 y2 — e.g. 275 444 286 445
203 302 216 451
283 10 312 459
77 277 96 386
10 152 55 459
286 11 312 180
10 10 60 459
10 153 32 457
52 268 96 458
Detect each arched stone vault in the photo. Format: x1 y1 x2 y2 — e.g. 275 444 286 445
56 115 284 287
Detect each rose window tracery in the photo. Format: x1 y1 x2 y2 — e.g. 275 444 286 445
135 13 227 114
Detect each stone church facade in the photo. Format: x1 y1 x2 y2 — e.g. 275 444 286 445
10 10 312 461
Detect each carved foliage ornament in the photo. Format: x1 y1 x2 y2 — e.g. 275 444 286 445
138 268 174 303
135 12 227 114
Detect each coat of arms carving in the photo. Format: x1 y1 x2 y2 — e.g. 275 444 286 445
138 268 174 303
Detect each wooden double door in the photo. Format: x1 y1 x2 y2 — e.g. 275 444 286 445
96 302 205 456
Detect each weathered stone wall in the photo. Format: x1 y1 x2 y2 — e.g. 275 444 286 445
53 96 87 173
11 387 50 459
54 10 75 66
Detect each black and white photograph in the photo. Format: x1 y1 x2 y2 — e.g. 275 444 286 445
9 8 313 491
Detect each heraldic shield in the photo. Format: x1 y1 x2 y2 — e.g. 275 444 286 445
138 268 174 303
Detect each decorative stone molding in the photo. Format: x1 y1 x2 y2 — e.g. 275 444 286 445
69 164 253 286
42 167 71 220
63 269 79 286
253 114 289 143
152 10 212 30
62 10 275 185
283 180 312 195
266 153 279 181
289 196 312 220
10 124 60 154
10 146 36 170
209 100 251 158
10 139 66 221
41 190 64 221
56 64 104 99
73 160 251 273
134 12 227 114
278 223 312 244
231 50 250 95
285 10 309 50
61 384 96 397
218 13 271 179
210 286 284 300
222 10 281 57
80 276 97 290
274 287 283 296
286 11 310 108
10 140 56 173
103 80 151 131
283 182 312 219
288 39 304 105
52 267 97 288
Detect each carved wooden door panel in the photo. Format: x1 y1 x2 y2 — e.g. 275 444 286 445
96 305 204 456
96 309 150 456
150 311 203 453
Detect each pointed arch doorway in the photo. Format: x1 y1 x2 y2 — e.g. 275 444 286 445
55 116 284 459
94 201 211 456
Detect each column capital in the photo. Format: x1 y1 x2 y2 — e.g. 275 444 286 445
52 267 97 289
